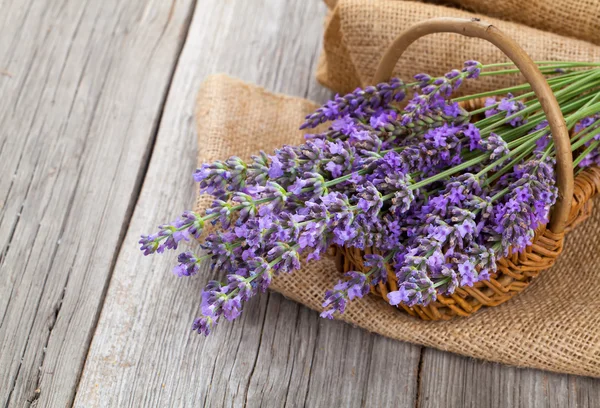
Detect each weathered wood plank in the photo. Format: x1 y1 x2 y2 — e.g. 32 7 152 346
418 348 600 408
0 0 196 406
243 296 421 408
74 0 422 406
303 320 421 407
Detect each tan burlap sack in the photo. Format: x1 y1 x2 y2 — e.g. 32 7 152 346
317 0 600 95
323 0 600 45
195 74 600 377
443 0 600 45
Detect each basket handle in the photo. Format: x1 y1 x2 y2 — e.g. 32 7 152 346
374 17 573 234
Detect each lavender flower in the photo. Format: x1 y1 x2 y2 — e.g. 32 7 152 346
573 115 600 168
173 252 203 277
194 156 248 199
301 78 406 129
321 270 370 318
139 211 203 255
140 61 600 335
364 253 388 285
485 93 527 127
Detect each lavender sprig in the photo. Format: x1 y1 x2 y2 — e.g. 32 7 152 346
140 61 600 335
300 78 406 129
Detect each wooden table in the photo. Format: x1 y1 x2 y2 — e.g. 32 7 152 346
1 0 599 406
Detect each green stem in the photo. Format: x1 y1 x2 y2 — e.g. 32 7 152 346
567 100 600 123
571 124 600 151
466 73 588 115
478 70 600 135
494 93 595 143
432 277 451 289
477 64 598 77
482 148 531 187
397 152 490 193
573 140 600 168
482 61 600 69
221 243 302 301
363 251 396 279
475 134 539 178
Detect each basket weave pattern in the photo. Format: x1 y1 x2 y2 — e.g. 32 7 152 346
334 165 600 321
332 18 600 320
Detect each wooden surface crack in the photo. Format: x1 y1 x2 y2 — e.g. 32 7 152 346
414 347 425 408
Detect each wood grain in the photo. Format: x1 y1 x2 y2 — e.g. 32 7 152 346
302 321 421 407
3 0 599 406
0 0 196 406
418 348 600 408
73 0 422 406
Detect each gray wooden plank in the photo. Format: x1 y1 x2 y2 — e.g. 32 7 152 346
418 348 600 408
74 0 422 406
244 295 422 408
0 0 197 406
363 337 421 407
303 320 421 408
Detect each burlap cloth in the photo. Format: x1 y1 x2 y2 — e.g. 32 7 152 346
317 0 600 95
324 0 600 46
194 75 600 377
194 0 600 376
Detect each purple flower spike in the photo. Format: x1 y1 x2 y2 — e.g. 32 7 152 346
173 252 202 277
462 60 482 79
139 211 204 255
485 93 527 127
320 270 371 318
140 60 595 337
364 253 388 285
192 316 214 336
300 78 406 129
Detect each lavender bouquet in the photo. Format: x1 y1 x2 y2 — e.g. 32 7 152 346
140 61 600 335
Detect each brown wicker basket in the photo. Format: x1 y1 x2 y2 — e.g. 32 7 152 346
332 18 600 321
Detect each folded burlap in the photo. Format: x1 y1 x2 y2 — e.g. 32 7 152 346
195 74 600 377
448 1 600 45
317 0 600 95
323 0 600 46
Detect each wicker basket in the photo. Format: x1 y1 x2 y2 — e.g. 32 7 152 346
332 18 600 321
